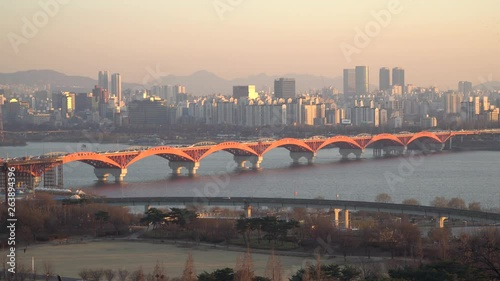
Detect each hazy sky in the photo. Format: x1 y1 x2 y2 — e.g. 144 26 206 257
1 0 499 89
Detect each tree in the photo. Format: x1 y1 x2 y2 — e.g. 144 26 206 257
289 263 360 281
88 269 104 281
43 261 54 281
402 198 420 205
103 269 116 281
129 267 145 281
447 197 466 209
431 196 448 208
234 249 254 281
264 250 282 281
428 228 452 259
468 201 481 211
456 228 500 280
236 217 252 246
117 269 130 281
389 261 488 281
375 193 392 203
141 208 167 230
166 208 198 228
198 268 234 281
181 253 197 281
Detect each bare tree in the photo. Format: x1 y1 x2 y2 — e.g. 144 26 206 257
402 198 420 205
79 269 92 281
265 249 282 281
180 253 196 281
234 249 254 281
88 269 104 281
16 264 30 281
116 269 129 281
103 269 116 281
457 228 500 280
468 202 481 211
129 267 145 281
375 193 392 203
431 196 448 208
447 197 467 209
43 261 54 281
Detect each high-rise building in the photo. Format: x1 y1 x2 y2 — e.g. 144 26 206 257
458 81 472 95
343 69 356 96
98 71 109 91
274 78 295 99
355 66 369 95
233 85 258 100
392 67 405 92
110 73 122 105
379 67 391 92
444 91 462 114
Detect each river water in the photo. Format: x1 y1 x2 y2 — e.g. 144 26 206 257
2 142 500 209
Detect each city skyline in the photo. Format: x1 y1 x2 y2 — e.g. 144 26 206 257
1 0 499 89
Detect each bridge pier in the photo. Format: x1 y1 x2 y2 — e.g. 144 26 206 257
373 148 383 158
383 146 407 157
438 216 448 228
94 168 128 182
244 202 252 218
169 161 200 176
290 151 316 165
339 148 363 159
233 155 263 170
331 208 342 227
344 209 350 229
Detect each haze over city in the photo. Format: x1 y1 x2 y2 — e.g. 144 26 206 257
1 0 500 89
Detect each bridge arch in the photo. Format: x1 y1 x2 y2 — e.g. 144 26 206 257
261 138 314 155
365 133 405 148
197 142 258 161
62 152 122 168
406 131 443 147
125 146 196 167
317 135 363 150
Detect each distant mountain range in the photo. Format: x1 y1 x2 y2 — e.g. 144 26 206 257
0 69 345 95
1 69 499 95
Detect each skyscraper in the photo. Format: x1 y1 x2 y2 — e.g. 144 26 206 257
233 85 258 100
111 73 122 105
458 81 472 95
98 71 109 91
274 78 295 99
379 67 390 92
392 67 405 92
355 66 369 95
343 69 356 96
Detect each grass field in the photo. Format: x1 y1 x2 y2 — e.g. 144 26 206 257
8 240 319 279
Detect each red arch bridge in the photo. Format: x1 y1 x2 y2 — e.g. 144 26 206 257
1 129 499 188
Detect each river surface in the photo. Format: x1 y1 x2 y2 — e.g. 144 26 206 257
2 142 500 209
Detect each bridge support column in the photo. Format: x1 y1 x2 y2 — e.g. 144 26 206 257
344 209 350 229
439 216 448 228
244 202 252 218
331 208 342 227
169 161 200 176
339 148 363 159
233 155 263 170
290 151 316 165
383 146 407 157
94 168 127 182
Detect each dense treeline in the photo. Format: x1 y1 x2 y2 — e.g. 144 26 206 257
0 194 137 244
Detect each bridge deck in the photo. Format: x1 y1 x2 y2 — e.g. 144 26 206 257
82 197 500 223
